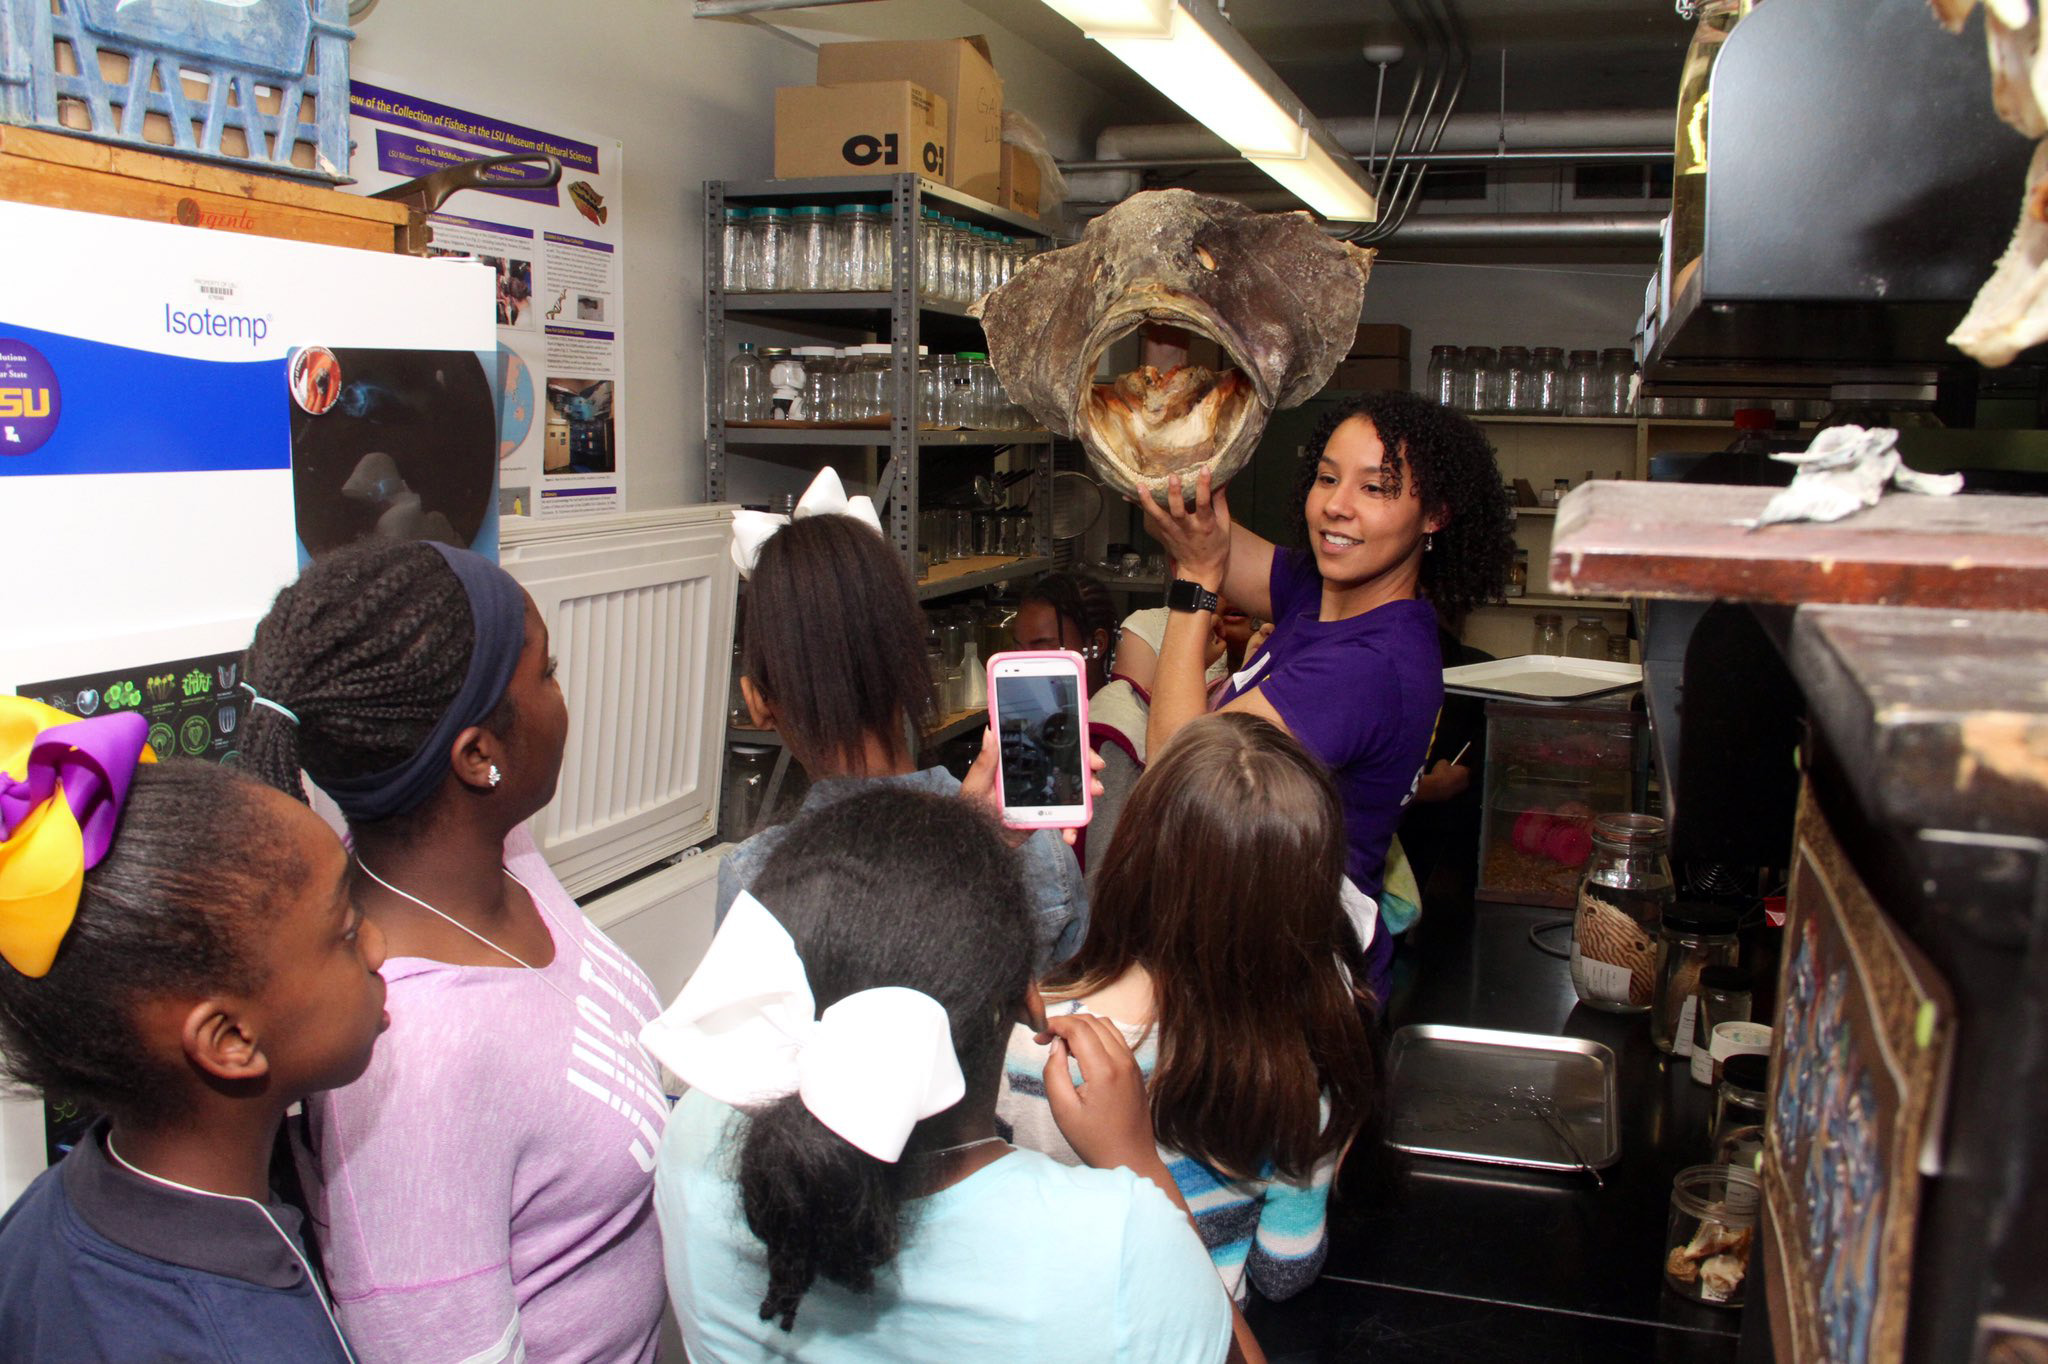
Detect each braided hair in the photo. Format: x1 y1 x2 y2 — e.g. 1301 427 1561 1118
1291 391 1514 616
241 540 513 821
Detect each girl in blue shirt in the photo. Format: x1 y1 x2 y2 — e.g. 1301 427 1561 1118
0 700 389 1363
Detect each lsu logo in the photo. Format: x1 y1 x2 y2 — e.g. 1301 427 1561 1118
0 387 50 419
0 338 60 457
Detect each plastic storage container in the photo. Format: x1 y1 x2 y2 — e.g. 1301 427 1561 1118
1476 703 1645 911
0 0 355 181
1664 1164 1758 1308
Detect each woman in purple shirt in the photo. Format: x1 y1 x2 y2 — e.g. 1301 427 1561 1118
1140 392 1512 1002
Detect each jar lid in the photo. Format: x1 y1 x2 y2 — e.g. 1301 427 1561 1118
1533 346 1564 358
1575 614 1606 624
792 204 829 214
958 351 988 361
1500 345 1531 358
724 206 748 219
756 206 791 217
1721 1053 1769 1092
1465 345 1497 358
1663 900 1741 935
758 347 791 357
833 203 862 215
1430 344 1459 356
1600 347 1635 359
1733 407 1775 430
1699 964 1751 992
794 346 834 357
1568 348 1598 361
1590 812 1666 847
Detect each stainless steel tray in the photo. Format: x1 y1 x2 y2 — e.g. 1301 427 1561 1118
1385 1024 1620 1172
1442 655 1642 704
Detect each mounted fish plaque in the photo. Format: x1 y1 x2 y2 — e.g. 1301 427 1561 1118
975 190 1372 504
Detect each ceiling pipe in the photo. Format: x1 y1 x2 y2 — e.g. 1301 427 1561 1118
1059 201 1666 245
1094 108 1675 162
1061 146 1673 173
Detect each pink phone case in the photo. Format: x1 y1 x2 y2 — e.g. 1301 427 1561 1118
985 649 1093 830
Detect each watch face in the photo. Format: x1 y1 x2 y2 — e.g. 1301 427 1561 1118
1169 579 1214 612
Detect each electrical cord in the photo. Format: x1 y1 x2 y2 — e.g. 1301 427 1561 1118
1528 917 1574 960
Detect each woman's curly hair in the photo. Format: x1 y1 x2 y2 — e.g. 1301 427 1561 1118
1291 390 1514 615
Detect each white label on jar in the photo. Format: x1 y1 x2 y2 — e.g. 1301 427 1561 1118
1690 1038 1718 1085
1674 994 1698 1058
1573 946 1635 1006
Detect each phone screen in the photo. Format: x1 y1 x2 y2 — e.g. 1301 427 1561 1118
994 672 1086 811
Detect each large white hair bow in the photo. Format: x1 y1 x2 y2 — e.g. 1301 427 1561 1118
730 467 885 579
639 891 964 1162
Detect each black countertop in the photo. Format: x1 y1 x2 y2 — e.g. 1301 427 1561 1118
1246 902 1750 1363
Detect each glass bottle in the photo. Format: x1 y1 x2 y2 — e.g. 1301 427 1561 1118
724 342 768 423
1506 549 1528 598
832 203 868 291
1712 1054 1770 1169
1689 965 1753 1084
1427 345 1460 407
1500 345 1534 413
789 205 833 292
931 353 960 427
1665 1164 1759 1307
1532 346 1566 414
749 206 790 292
1599 348 1638 416
1465 346 1501 413
862 342 895 419
795 346 835 423
949 350 977 428
1651 902 1742 1055
959 351 992 428
1566 614 1611 660
918 207 943 297
1571 813 1674 1013
1670 0 1758 288
1563 349 1602 417
1532 612 1566 655
721 206 749 292
1607 635 1632 663
760 347 803 421
915 345 937 427
722 744 777 842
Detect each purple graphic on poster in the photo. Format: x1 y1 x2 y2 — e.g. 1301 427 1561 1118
0 337 61 457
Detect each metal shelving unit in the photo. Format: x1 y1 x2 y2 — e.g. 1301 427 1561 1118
705 174 1063 599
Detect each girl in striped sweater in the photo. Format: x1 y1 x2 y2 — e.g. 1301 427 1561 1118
996 711 1380 1303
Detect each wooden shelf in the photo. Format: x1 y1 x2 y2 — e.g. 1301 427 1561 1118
1479 594 1631 611
1513 506 1560 517
916 554 1052 600
728 705 987 750
1549 481 2048 611
721 425 1051 447
1475 414 1638 427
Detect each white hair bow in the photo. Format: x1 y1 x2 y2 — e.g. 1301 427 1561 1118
730 467 885 579
638 891 965 1162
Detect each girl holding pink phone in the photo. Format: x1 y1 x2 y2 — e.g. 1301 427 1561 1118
718 470 1090 970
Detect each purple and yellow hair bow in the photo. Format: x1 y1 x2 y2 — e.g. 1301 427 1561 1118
0 697 156 978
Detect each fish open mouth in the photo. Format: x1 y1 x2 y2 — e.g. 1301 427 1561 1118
1075 313 1265 486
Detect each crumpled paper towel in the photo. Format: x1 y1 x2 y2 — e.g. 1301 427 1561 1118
1743 425 1965 529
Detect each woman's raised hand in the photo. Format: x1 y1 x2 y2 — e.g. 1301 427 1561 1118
1040 1013 1158 1173
1135 469 1231 590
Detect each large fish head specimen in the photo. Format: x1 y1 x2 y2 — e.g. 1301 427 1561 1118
975 190 1373 504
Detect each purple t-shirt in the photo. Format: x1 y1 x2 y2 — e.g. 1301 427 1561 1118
1223 548 1442 989
301 825 669 1364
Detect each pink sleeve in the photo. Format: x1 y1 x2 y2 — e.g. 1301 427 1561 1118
307 984 527 1364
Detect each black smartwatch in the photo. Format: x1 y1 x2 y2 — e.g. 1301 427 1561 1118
1167 578 1220 614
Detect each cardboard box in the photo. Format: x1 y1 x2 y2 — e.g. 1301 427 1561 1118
817 37 1002 202
998 143 1041 218
1326 356 1412 392
1349 323 1412 358
774 81 950 184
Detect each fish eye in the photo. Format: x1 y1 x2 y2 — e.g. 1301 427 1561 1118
1194 244 1217 270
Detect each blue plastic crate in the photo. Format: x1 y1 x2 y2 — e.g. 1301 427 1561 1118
0 0 353 183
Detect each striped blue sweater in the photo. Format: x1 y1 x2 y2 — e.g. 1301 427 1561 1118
995 1006 1338 1304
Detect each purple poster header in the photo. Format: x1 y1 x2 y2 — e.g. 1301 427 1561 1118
543 231 614 254
351 81 602 173
374 130 561 207
428 212 536 240
545 326 616 341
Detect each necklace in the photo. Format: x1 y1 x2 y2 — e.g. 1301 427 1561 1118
105 1135 356 1363
354 857 656 1073
354 858 577 1011
908 1135 1009 1162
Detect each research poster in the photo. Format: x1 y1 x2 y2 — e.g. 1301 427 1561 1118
348 75 626 519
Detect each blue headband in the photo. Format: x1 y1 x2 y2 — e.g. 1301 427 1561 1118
318 542 528 823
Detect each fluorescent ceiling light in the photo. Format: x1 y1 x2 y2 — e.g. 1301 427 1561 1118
1047 0 1376 222
1249 138 1378 222
1039 0 1171 36
1096 10 1305 159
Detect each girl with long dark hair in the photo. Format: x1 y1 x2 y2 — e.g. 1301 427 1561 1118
998 712 1377 1303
